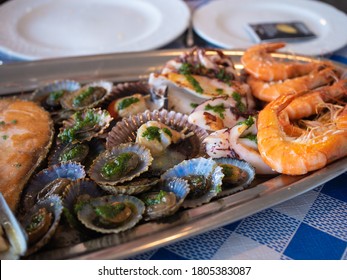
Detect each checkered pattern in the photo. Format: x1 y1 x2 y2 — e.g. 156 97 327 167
131 172 347 260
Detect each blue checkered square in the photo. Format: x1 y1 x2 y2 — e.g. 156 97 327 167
283 223 347 260
304 193 347 241
320 172 347 203
236 208 300 252
162 227 233 260
150 248 188 260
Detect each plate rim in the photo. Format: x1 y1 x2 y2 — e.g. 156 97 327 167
0 0 190 60
193 0 347 56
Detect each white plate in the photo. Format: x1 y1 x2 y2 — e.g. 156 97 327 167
193 0 347 56
0 0 190 60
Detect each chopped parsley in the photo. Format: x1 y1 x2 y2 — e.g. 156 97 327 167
117 97 140 111
48 90 65 102
178 62 193 75
142 126 162 142
237 116 255 127
162 127 172 137
190 103 199 109
72 86 95 107
204 103 225 119
216 88 224 95
2 135 8 140
241 133 258 143
144 190 167 206
58 109 105 143
216 69 233 85
232 92 246 112
59 144 88 162
185 75 203 94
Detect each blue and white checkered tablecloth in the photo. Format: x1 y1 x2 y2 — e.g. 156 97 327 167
128 172 347 260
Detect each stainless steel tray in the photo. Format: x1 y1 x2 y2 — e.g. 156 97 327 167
1 50 346 260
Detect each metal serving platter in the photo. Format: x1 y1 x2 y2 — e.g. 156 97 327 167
0 50 346 260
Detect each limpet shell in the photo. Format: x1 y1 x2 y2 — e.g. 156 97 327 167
21 195 63 256
31 80 81 110
99 175 160 195
60 80 113 110
214 157 256 197
161 157 224 208
20 162 86 213
140 177 190 221
58 108 113 144
48 142 90 166
88 143 153 186
76 195 145 234
62 179 104 229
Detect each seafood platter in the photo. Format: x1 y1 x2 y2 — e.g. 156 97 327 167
0 43 346 260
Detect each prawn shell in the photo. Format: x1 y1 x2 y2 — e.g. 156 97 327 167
161 157 224 208
30 80 81 110
88 143 153 186
21 195 63 256
213 158 256 197
76 195 145 234
99 176 160 195
20 162 86 214
106 109 208 158
60 80 114 110
141 177 190 221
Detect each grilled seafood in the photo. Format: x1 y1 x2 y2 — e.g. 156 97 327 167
247 64 338 102
0 99 53 212
149 47 250 114
188 94 254 131
136 120 193 156
257 90 347 175
241 42 321 82
204 117 276 174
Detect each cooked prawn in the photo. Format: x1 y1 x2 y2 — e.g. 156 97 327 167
257 92 347 175
241 42 323 82
278 79 347 136
247 64 338 102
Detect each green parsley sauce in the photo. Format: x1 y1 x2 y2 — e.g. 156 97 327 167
101 152 136 179
58 109 103 143
117 97 140 111
26 213 44 232
48 90 65 102
144 190 168 206
204 103 225 119
72 87 95 107
94 203 126 220
59 144 88 162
